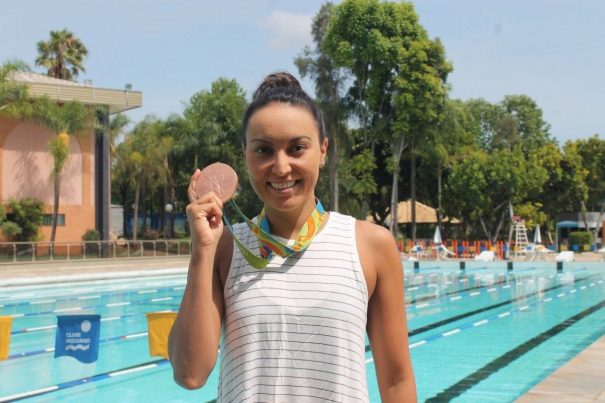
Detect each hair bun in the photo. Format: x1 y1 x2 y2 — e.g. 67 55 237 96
253 72 302 101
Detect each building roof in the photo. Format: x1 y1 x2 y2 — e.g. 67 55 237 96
8 71 142 114
368 199 461 224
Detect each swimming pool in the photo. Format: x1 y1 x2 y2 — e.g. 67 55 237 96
1 261 604 402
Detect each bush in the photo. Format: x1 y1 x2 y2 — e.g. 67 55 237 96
82 229 101 241
140 228 161 240
1 221 22 240
4 198 45 241
569 231 592 250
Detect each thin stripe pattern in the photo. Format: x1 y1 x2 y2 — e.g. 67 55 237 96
217 212 369 402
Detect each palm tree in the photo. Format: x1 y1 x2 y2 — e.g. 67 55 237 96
32 97 93 242
126 117 173 241
35 29 88 80
108 113 130 156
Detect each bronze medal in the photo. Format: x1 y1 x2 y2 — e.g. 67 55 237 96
194 162 238 203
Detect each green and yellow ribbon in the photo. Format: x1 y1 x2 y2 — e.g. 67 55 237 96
222 200 326 269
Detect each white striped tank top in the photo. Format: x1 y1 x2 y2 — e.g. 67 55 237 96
218 212 369 402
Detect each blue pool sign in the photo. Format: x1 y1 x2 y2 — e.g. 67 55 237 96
54 315 101 363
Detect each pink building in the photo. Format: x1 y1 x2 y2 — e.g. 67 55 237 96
0 72 141 242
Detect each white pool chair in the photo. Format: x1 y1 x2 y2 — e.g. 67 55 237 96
409 244 426 259
555 251 574 262
474 250 495 262
436 244 456 260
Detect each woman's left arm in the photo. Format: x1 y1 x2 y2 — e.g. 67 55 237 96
357 221 417 403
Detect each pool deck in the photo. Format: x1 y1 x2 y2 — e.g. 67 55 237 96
517 335 605 402
1 256 604 400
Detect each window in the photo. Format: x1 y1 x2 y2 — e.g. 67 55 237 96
42 214 65 226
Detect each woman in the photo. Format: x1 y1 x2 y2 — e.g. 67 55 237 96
169 72 416 402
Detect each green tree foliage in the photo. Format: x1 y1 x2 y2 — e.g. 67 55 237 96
178 78 260 217
324 0 451 236
35 29 88 80
501 95 553 152
420 99 477 234
123 117 173 240
3 198 45 242
108 113 130 155
445 146 549 241
30 97 94 242
295 2 349 212
0 61 31 117
465 95 554 153
112 137 137 236
574 135 605 212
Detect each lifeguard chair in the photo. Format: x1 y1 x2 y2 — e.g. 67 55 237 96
509 215 529 257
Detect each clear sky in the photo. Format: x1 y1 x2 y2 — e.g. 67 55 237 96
2 1 604 142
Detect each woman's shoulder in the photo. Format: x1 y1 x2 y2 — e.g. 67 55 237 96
355 219 397 252
326 212 395 247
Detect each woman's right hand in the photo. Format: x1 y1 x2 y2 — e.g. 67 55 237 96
186 169 224 251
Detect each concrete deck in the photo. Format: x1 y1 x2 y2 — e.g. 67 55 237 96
517 336 605 402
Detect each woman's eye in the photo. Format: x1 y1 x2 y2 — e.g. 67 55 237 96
290 144 307 153
254 146 272 154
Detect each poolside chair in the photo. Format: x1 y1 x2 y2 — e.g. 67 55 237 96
409 244 426 259
436 244 456 260
555 251 574 262
474 250 495 262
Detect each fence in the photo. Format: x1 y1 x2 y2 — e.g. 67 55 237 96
397 239 509 259
0 240 192 264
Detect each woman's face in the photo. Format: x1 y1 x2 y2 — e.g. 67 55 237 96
245 102 328 215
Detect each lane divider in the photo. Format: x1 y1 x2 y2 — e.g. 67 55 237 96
0 282 185 310
0 359 169 402
7 325 156 360
407 273 558 313
8 293 181 321
11 306 178 336
376 279 605 362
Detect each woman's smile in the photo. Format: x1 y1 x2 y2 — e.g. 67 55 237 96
269 180 298 191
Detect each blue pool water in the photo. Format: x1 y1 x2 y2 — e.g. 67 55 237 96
1 261 604 402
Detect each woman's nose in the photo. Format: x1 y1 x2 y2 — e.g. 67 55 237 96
272 151 292 176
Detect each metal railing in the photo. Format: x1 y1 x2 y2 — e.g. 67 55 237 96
0 240 192 264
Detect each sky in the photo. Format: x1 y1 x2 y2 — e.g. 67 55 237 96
2 0 604 143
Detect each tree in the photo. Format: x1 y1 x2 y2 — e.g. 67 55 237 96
324 0 451 235
324 0 396 217
574 135 605 212
536 142 589 243
111 137 136 237
0 61 31 116
500 95 553 153
466 95 554 154
125 117 173 240
35 29 88 80
444 146 549 242
31 98 94 242
178 78 260 216
392 34 451 239
421 99 477 235
108 113 130 155
295 2 349 212
3 198 45 242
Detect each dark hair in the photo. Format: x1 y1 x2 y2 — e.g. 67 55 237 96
242 72 326 144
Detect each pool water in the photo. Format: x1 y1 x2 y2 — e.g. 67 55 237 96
1 261 604 402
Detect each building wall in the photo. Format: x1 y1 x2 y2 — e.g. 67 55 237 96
0 117 95 242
